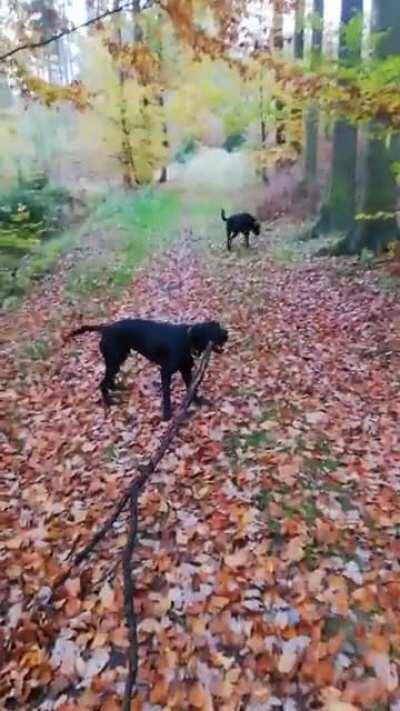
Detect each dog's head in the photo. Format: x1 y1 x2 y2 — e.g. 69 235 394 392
189 321 228 356
252 218 261 236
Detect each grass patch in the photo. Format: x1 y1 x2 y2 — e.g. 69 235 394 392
23 337 52 361
377 274 400 293
2 188 181 309
2 228 81 309
271 244 298 264
66 188 181 297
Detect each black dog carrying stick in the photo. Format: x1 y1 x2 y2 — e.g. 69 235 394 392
42 343 213 709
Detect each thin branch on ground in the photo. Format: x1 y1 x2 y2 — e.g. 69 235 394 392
31 343 213 703
94 557 122 589
122 493 139 711
48 342 212 601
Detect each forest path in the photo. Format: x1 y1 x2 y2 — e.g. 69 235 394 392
2 218 400 709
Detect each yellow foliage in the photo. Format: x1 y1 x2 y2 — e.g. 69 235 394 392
105 40 161 86
79 35 167 184
16 65 91 110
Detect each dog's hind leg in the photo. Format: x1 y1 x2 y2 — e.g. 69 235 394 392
160 367 173 421
227 231 237 251
100 363 120 406
244 231 250 249
100 340 128 406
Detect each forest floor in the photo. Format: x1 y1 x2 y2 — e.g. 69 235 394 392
2 191 400 710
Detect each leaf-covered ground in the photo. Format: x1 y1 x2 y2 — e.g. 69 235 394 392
2 219 400 710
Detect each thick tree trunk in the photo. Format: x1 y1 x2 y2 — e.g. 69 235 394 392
304 0 324 194
328 122 358 232
331 131 399 255
312 0 363 238
331 0 400 255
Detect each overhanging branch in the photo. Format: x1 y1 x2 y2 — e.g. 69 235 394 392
0 2 135 63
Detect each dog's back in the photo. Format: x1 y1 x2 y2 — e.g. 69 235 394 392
222 210 259 233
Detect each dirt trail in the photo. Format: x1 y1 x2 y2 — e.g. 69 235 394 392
2 227 400 709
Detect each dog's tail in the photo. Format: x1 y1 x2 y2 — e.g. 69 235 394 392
64 324 107 342
221 208 227 222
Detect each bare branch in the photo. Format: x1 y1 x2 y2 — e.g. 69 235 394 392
0 3 135 63
121 343 213 707
122 493 139 711
28 341 214 707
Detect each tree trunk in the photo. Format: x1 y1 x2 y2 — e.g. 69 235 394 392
304 0 324 194
155 11 169 184
272 0 285 147
158 93 168 183
294 0 305 60
113 0 136 188
259 80 268 184
331 0 400 255
313 0 363 237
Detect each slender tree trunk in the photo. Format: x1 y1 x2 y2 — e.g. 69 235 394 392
259 79 268 184
156 11 169 184
332 0 400 255
272 0 285 146
294 0 305 60
158 93 168 183
113 0 136 188
304 0 324 194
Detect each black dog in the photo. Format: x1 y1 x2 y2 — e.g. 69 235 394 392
66 319 228 420
221 209 261 251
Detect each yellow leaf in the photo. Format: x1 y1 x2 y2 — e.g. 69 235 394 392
284 536 305 562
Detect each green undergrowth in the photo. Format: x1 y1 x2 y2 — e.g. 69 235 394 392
1 227 81 309
65 188 181 298
1 188 181 309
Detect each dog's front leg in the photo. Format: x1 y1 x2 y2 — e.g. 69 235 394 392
180 365 209 407
161 368 172 421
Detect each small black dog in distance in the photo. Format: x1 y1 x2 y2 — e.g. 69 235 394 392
66 318 228 420
221 209 261 251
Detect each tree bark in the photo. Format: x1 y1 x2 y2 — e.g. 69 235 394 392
272 0 285 147
113 0 136 188
158 93 168 184
259 79 268 184
294 0 305 60
304 0 324 194
331 0 400 255
313 0 363 237
155 10 169 184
